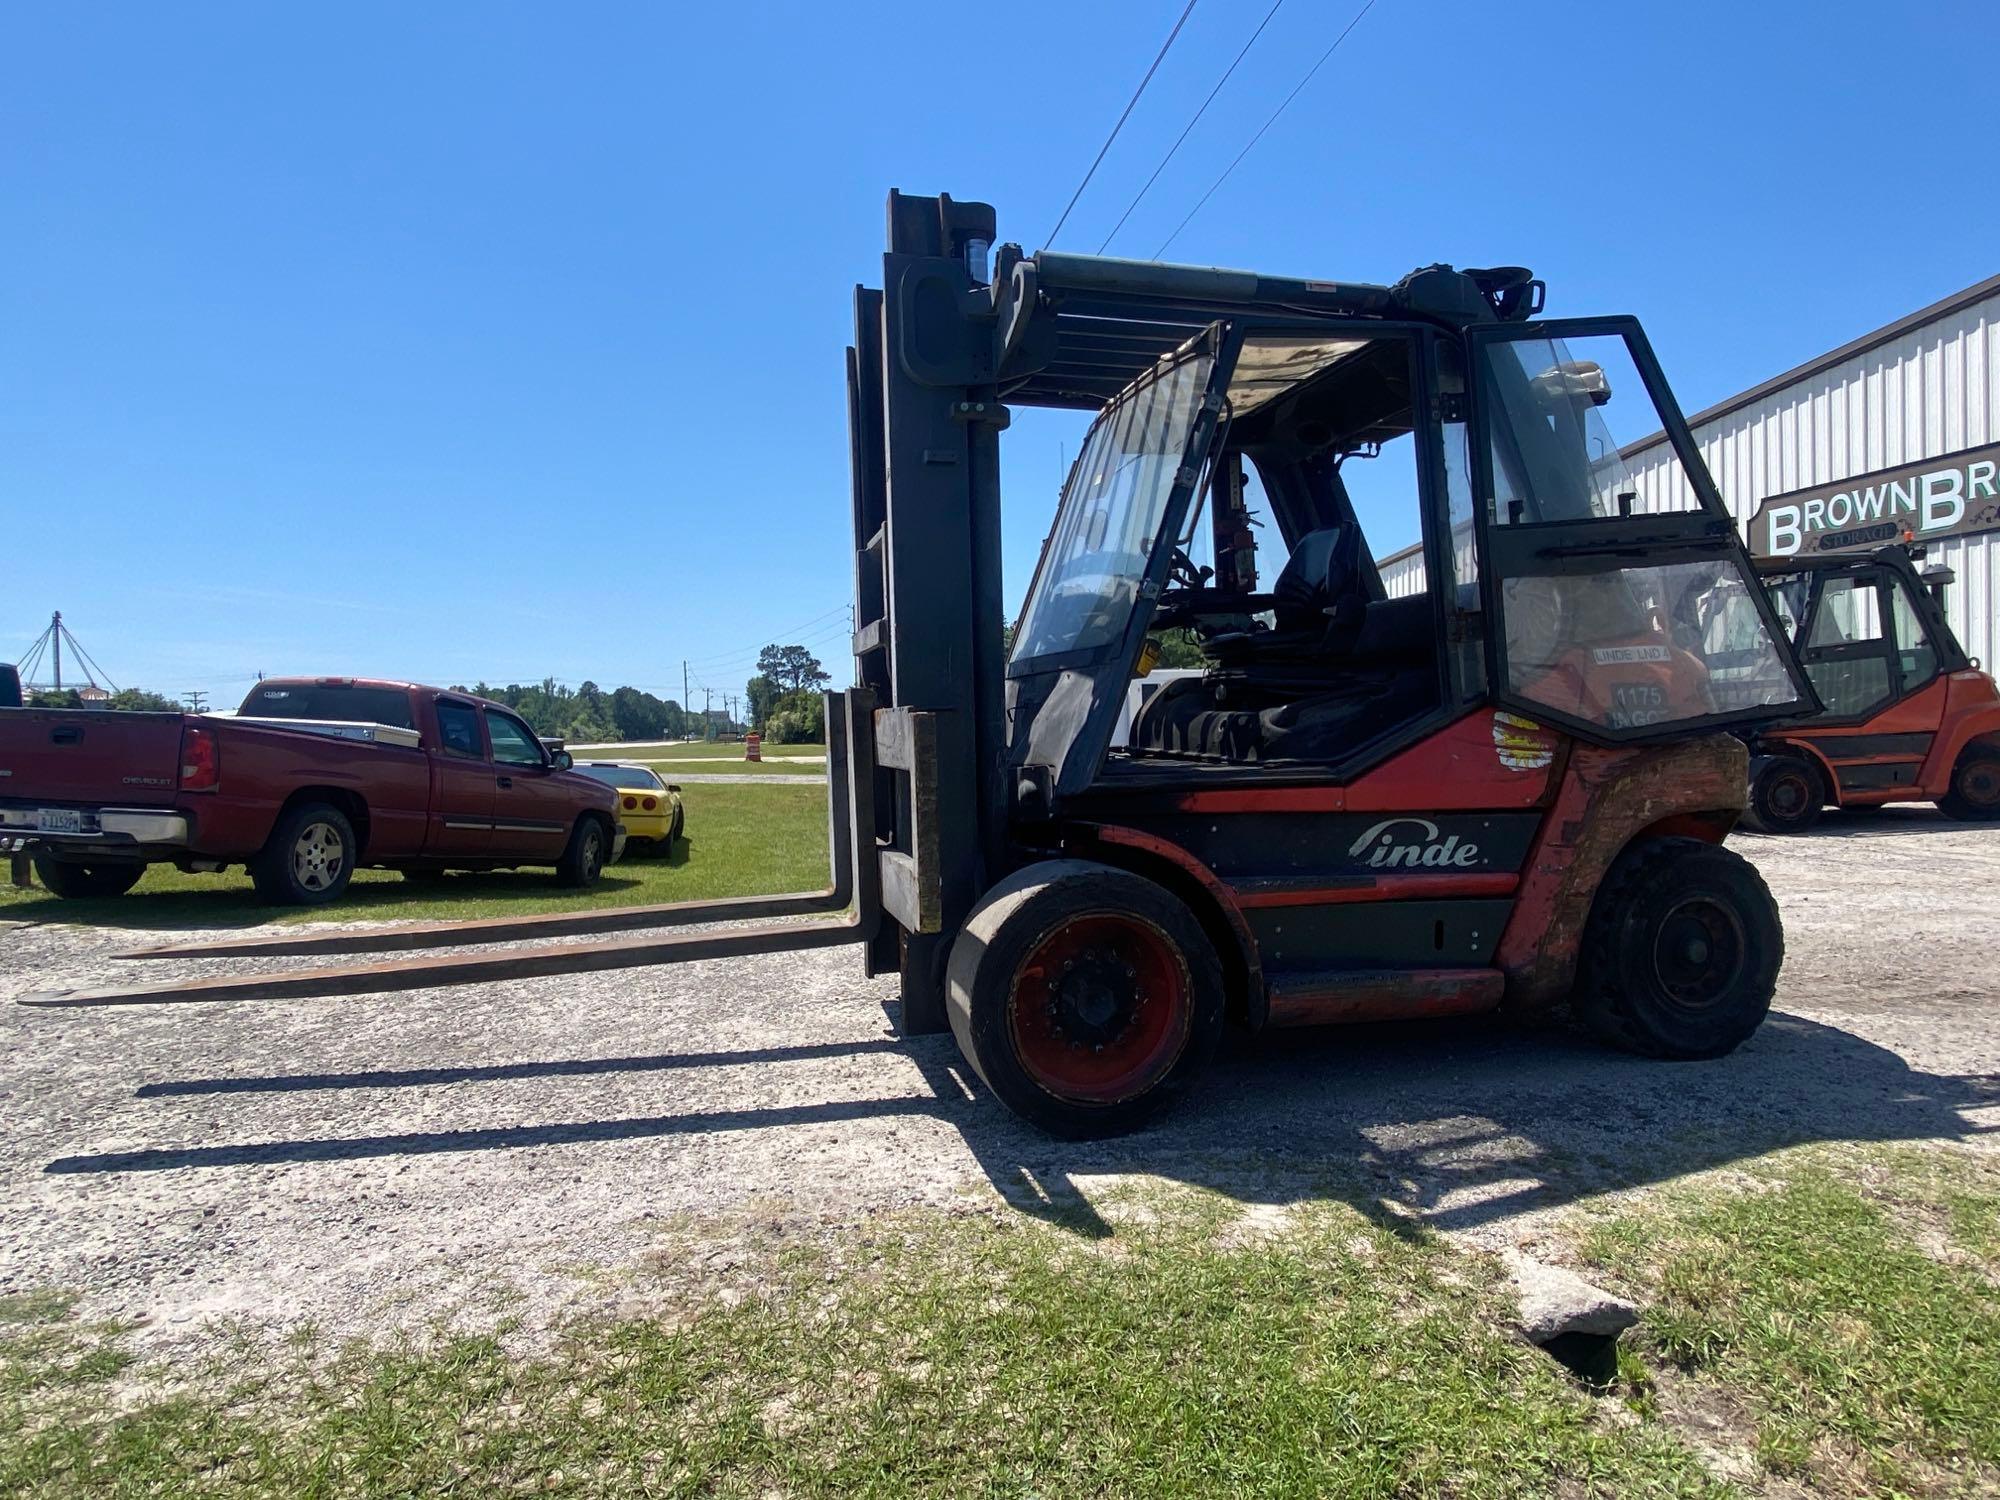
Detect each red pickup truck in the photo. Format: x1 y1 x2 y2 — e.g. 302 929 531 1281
0 677 621 905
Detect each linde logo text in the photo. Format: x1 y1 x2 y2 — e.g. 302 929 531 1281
1347 817 1482 869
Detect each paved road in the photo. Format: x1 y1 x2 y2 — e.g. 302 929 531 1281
3 807 1995 1353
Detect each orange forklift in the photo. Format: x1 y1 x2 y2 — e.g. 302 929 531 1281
1739 546 2000 832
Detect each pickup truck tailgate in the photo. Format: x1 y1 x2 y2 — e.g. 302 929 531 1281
0 710 186 804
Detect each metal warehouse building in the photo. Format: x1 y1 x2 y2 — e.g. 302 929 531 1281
1381 272 2000 667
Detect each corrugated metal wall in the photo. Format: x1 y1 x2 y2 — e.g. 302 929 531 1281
1378 546 1427 597
1625 287 2000 667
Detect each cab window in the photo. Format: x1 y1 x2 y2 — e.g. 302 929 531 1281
1481 332 1701 525
1887 580 1939 686
484 711 545 767
435 701 484 759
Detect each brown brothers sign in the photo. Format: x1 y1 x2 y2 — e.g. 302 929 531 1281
1747 440 2000 558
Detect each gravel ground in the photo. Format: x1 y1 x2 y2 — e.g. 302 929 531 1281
3 806 1997 1354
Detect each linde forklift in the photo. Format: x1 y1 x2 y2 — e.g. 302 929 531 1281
24 192 1821 1138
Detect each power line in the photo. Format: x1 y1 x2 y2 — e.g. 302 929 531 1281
678 603 850 669
1096 0 1286 255
1155 0 1379 258
1045 0 1200 248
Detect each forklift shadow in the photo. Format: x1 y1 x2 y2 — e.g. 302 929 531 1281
1013 1010 2000 1240
55 1007 1997 1251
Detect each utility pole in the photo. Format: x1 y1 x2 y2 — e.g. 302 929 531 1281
183 690 208 713
682 660 689 740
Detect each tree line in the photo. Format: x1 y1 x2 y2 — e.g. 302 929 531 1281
25 687 181 711
21 643 851 749
457 680 701 744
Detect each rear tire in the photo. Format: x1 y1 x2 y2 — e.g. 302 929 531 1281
555 816 609 887
30 854 144 899
1937 749 2000 821
1573 836 1781 1060
249 802 357 906
1740 755 1822 834
668 802 684 844
946 861 1224 1139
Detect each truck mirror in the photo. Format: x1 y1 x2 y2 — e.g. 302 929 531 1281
552 750 573 770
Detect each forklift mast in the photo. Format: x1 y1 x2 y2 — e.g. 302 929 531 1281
846 193 1010 1032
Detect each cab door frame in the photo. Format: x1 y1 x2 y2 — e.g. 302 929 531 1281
1465 316 1817 744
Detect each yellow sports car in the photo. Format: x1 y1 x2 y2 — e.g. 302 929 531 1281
574 761 683 856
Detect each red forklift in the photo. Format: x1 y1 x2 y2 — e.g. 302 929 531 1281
1737 545 2000 833
22 192 1821 1138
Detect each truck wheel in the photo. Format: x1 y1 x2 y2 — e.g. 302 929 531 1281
250 802 357 906
1937 750 2000 821
946 860 1224 1139
1573 836 1782 1060
555 816 609 887
30 854 143 899
1740 755 1822 834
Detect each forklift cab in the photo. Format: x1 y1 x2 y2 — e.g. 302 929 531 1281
1739 546 2000 832
1002 301 1812 805
1758 547 1970 724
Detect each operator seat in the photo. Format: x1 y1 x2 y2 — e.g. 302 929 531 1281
1127 517 1457 762
1206 525 1368 673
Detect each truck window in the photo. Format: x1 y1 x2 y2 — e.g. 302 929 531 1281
484 710 545 767
241 682 416 728
435 701 484 758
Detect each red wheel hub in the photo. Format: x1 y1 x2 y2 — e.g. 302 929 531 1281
1007 912 1190 1104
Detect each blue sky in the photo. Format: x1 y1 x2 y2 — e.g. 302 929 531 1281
5 1 1996 709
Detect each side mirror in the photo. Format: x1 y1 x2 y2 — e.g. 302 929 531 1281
552 750 573 771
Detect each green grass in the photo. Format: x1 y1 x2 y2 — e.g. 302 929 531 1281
0 781 830 929
579 739 825 760
0 1190 1730 1498
1577 1149 2000 1494
635 756 824 776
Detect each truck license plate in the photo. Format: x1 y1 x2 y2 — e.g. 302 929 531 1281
36 809 83 834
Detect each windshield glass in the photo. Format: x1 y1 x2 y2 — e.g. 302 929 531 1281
576 765 664 791
239 682 415 728
1012 348 1214 665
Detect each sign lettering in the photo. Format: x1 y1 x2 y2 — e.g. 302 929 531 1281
1748 440 2000 558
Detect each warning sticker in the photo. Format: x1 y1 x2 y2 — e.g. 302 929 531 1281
1591 644 1672 664
1492 711 1556 771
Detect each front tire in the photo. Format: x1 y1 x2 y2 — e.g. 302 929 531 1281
1573 836 1782 1060
250 802 357 906
946 861 1224 1139
555 816 609 887
30 854 144 899
1740 754 1822 834
1938 749 2000 821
